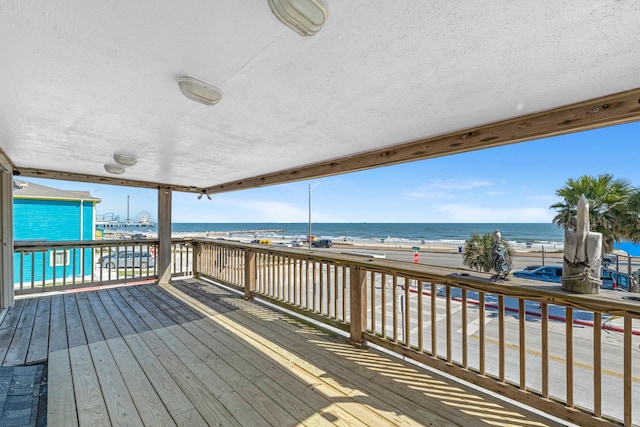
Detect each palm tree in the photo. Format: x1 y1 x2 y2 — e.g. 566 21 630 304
614 187 640 243
462 232 513 273
550 174 634 253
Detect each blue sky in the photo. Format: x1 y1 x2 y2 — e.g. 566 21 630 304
19 121 640 223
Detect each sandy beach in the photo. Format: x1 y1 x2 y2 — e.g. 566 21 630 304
105 229 564 257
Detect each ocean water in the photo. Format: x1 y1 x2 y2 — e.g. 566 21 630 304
170 222 564 248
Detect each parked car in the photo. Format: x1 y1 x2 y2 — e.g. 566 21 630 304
274 242 292 247
513 265 563 283
290 241 303 247
250 239 271 245
311 239 333 248
601 254 617 266
100 250 155 269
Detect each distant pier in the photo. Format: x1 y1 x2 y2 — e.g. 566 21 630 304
227 229 285 234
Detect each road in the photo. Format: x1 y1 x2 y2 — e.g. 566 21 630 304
331 245 562 271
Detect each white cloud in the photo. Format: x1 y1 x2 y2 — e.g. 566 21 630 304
404 178 495 200
429 178 494 190
404 189 453 200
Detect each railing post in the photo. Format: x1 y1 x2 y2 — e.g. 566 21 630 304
347 266 367 348
0 169 14 309
157 187 172 285
192 241 201 278
244 249 256 300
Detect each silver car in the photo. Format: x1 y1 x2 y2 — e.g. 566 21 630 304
100 250 155 269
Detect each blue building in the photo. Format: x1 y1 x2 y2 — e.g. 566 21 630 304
13 179 100 284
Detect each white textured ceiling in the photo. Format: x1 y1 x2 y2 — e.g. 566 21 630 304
1 1 640 191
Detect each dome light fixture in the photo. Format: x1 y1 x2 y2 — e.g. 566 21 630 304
268 0 328 36
113 153 137 167
177 76 222 106
104 164 125 175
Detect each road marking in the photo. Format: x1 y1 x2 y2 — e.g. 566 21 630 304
469 334 640 382
421 305 464 332
459 312 492 336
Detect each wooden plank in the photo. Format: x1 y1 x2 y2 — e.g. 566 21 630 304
96 288 207 427
566 307 574 408
541 303 549 399
624 315 632 427
593 312 602 418
26 296 51 365
128 286 279 426
0 299 25 364
47 295 78 427
75 292 145 426
84 291 176 427
64 293 111 426
170 282 396 426
498 295 505 383
176 279 565 427
159 292 364 427
142 285 309 427
169 280 439 427
3 298 38 365
105 286 242 426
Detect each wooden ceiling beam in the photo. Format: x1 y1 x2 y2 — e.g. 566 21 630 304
204 87 640 195
14 168 199 193
0 147 14 172
15 88 640 194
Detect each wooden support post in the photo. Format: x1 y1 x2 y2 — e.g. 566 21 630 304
0 170 14 309
157 187 172 285
192 241 201 278
244 249 256 300
347 266 367 348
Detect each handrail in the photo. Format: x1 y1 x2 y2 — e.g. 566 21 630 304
13 238 194 294
192 238 640 427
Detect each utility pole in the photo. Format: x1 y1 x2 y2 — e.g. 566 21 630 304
308 183 319 250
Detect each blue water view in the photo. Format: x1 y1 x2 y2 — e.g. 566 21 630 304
169 222 564 246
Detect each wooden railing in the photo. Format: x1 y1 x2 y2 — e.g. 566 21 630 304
13 238 194 294
194 239 640 427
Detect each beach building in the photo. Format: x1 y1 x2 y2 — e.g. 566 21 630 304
12 179 100 284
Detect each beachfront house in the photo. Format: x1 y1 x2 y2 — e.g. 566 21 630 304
1 2 639 426
12 179 100 285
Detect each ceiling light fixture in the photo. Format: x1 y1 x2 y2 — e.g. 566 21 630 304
177 76 222 106
104 164 125 175
197 190 212 200
268 0 328 36
113 154 137 167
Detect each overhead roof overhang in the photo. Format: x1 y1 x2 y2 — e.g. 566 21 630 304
2 1 640 194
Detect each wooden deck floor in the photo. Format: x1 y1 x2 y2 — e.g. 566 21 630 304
0 278 565 426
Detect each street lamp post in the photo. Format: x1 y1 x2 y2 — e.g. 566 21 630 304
308 183 319 250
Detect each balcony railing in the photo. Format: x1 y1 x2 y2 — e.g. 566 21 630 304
12 237 640 426
194 239 640 427
13 238 194 293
